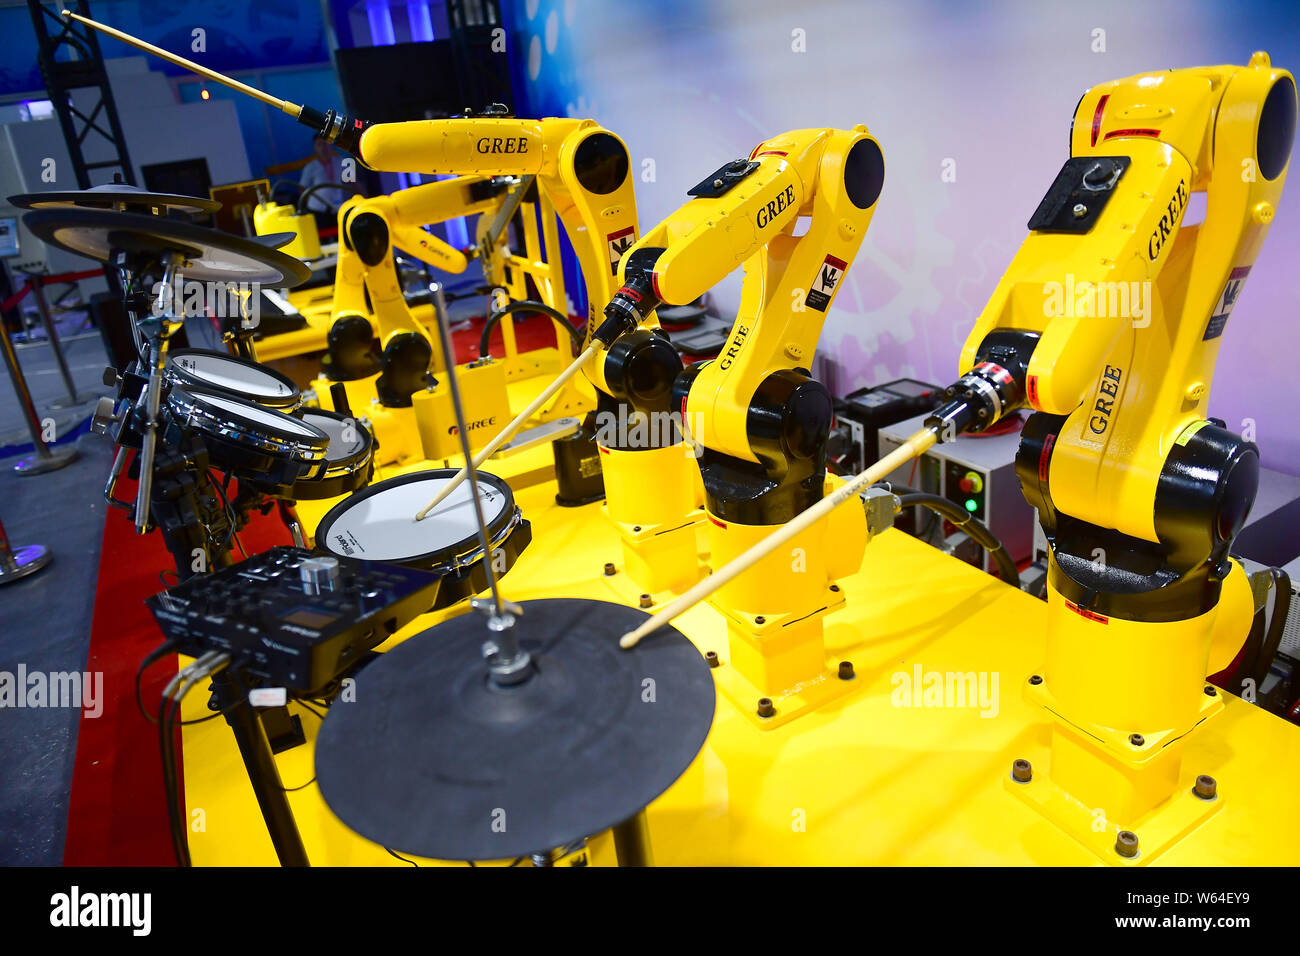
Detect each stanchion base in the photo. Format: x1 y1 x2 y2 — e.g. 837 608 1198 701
13 445 78 476
0 544 51 584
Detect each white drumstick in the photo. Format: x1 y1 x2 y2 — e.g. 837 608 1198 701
415 344 598 521
63 10 300 117
619 426 939 649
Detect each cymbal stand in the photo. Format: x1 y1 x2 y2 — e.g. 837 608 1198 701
427 282 529 684
133 251 185 534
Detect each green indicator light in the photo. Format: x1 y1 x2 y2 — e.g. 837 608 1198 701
964 498 978 512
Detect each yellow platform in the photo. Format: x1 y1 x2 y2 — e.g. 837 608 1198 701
179 475 1300 866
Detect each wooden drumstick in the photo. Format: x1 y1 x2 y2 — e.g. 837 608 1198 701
414 344 599 521
62 10 301 117
618 425 940 649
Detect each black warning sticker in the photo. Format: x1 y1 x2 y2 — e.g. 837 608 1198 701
805 253 847 312
1204 266 1251 340
607 226 635 275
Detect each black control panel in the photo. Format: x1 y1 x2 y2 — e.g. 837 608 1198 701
146 547 441 693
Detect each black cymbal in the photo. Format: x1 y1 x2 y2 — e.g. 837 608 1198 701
314 598 715 861
252 232 297 250
8 182 220 214
22 208 311 288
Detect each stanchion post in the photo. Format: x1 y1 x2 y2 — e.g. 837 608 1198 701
27 276 89 408
0 514 51 584
0 305 78 476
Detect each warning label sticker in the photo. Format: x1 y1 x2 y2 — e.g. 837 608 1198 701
805 253 847 312
1204 266 1251 340
607 226 635 276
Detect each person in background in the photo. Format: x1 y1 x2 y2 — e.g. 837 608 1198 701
299 134 348 216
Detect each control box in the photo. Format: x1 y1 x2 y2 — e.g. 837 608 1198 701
832 378 943 474
879 411 1035 573
146 547 441 693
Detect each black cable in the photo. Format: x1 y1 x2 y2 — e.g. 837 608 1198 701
1252 568 1292 689
478 299 583 359
158 689 191 867
896 493 1020 588
136 641 179 725
387 847 419 867
877 483 1020 588
295 700 326 721
284 776 317 793
296 181 364 215
136 642 238 726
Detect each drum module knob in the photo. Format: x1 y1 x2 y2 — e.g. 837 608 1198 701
300 556 342 595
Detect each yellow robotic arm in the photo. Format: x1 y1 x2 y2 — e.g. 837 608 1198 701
334 174 502 343
932 54 1294 541
923 55 1296 829
595 126 884 520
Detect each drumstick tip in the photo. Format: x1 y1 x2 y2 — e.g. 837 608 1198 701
619 629 646 649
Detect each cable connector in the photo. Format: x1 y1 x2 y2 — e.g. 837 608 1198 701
593 248 665 346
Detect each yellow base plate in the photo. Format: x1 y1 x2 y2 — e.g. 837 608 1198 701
179 470 1300 866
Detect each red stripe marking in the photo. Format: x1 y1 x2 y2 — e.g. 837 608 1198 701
1103 128 1160 141
975 362 1013 386
1065 600 1109 624
652 272 663 301
1038 432 1055 482
1090 93 1109 147
709 515 727 529
755 149 788 158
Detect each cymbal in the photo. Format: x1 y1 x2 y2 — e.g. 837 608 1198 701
22 208 311 287
252 232 297 250
314 598 715 861
8 182 220 215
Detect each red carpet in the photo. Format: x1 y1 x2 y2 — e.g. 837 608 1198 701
62 465 295 865
58 315 652 864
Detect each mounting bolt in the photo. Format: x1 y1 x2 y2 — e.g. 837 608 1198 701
1011 758 1033 783
755 616 766 625
638 593 653 609
829 584 840 593
1129 733 1145 747
632 525 642 533
603 562 616 576
1028 674 1043 685
838 661 855 680
757 697 775 718
1114 830 1139 859
1204 685 1217 696
1072 203 1088 219
704 650 719 668
1193 774 1218 800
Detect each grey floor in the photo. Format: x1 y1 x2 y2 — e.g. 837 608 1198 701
0 318 115 866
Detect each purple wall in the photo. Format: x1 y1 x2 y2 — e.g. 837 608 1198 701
510 0 1300 473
